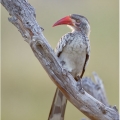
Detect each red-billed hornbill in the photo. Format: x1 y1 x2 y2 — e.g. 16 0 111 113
48 14 90 120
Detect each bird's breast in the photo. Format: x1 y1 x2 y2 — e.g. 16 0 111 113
59 37 87 78
65 38 87 53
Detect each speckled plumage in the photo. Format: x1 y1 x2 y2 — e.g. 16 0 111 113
48 14 90 120
55 31 90 79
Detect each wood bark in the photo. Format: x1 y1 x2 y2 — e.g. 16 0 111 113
1 0 119 120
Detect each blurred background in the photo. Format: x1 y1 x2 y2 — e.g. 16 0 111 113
1 0 119 120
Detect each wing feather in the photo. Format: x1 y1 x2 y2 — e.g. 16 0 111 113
80 37 90 78
54 33 71 57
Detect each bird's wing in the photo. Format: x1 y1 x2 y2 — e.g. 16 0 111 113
48 88 67 120
80 38 90 78
54 33 72 57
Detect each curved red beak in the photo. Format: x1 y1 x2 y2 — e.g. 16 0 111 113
53 16 73 27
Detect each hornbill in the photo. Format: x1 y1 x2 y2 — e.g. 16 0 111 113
48 14 91 120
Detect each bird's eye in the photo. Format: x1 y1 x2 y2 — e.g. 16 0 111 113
76 19 80 23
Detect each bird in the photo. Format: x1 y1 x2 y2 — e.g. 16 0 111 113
48 14 90 120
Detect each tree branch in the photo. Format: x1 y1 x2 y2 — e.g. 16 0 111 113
82 72 109 106
1 0 119 120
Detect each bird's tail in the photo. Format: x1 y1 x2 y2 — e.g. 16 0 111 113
48 88 67 120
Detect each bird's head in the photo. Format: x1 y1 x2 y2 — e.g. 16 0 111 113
53 14 90 37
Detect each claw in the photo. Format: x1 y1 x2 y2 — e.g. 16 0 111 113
62 68 67 76
75 75 81 81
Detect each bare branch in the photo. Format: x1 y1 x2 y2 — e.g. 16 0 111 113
1 0 119 120
82 73 108 106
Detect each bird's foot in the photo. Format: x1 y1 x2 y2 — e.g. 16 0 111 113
75 75 81 81
76 77 85 94
61 68 67 76
62 67 72 76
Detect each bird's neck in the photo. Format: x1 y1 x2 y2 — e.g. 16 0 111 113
71 29 90 38
68 26 90 38
80 28 90 37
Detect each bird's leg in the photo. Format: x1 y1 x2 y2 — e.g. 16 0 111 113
76 76 85 94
